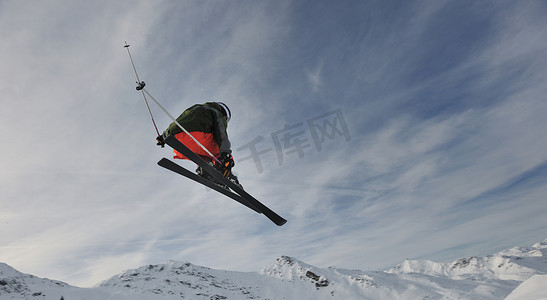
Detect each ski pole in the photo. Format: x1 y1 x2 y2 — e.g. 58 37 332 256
124 42 161 137
124 42 221 164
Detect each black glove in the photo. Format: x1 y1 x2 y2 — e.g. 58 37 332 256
215 151 234 177
156 135 165 147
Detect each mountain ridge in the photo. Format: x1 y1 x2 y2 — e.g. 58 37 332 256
1 239 546 299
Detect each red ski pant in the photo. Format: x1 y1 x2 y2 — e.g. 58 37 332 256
172 132 219 162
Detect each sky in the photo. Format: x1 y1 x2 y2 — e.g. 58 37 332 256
1 0 547 287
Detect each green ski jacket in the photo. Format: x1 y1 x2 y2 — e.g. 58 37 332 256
162 102 231 153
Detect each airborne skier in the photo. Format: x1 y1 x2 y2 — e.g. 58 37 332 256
124 43 285 225
155 102 240 187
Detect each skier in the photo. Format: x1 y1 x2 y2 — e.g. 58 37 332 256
155 102 240 187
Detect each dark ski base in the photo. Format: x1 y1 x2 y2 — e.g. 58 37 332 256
163 135 287 226
158 158 261 213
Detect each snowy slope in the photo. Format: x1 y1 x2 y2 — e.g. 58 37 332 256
505 275 547 300
1 239 546 299
0 262 111 300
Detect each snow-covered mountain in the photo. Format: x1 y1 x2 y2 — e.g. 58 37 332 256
1 239 546 299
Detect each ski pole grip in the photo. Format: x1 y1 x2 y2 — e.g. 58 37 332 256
136 81 146 90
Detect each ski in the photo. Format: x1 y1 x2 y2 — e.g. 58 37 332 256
158 158 261 213
163 135 287 226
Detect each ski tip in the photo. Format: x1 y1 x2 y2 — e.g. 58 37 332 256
276 219 288 226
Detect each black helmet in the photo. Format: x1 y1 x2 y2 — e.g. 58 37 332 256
217 102 231 122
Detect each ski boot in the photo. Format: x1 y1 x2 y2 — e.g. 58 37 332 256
213 152 244 190
196 164 229 190
226 172 243 190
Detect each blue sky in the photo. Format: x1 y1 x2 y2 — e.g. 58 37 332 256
1 0 547 287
